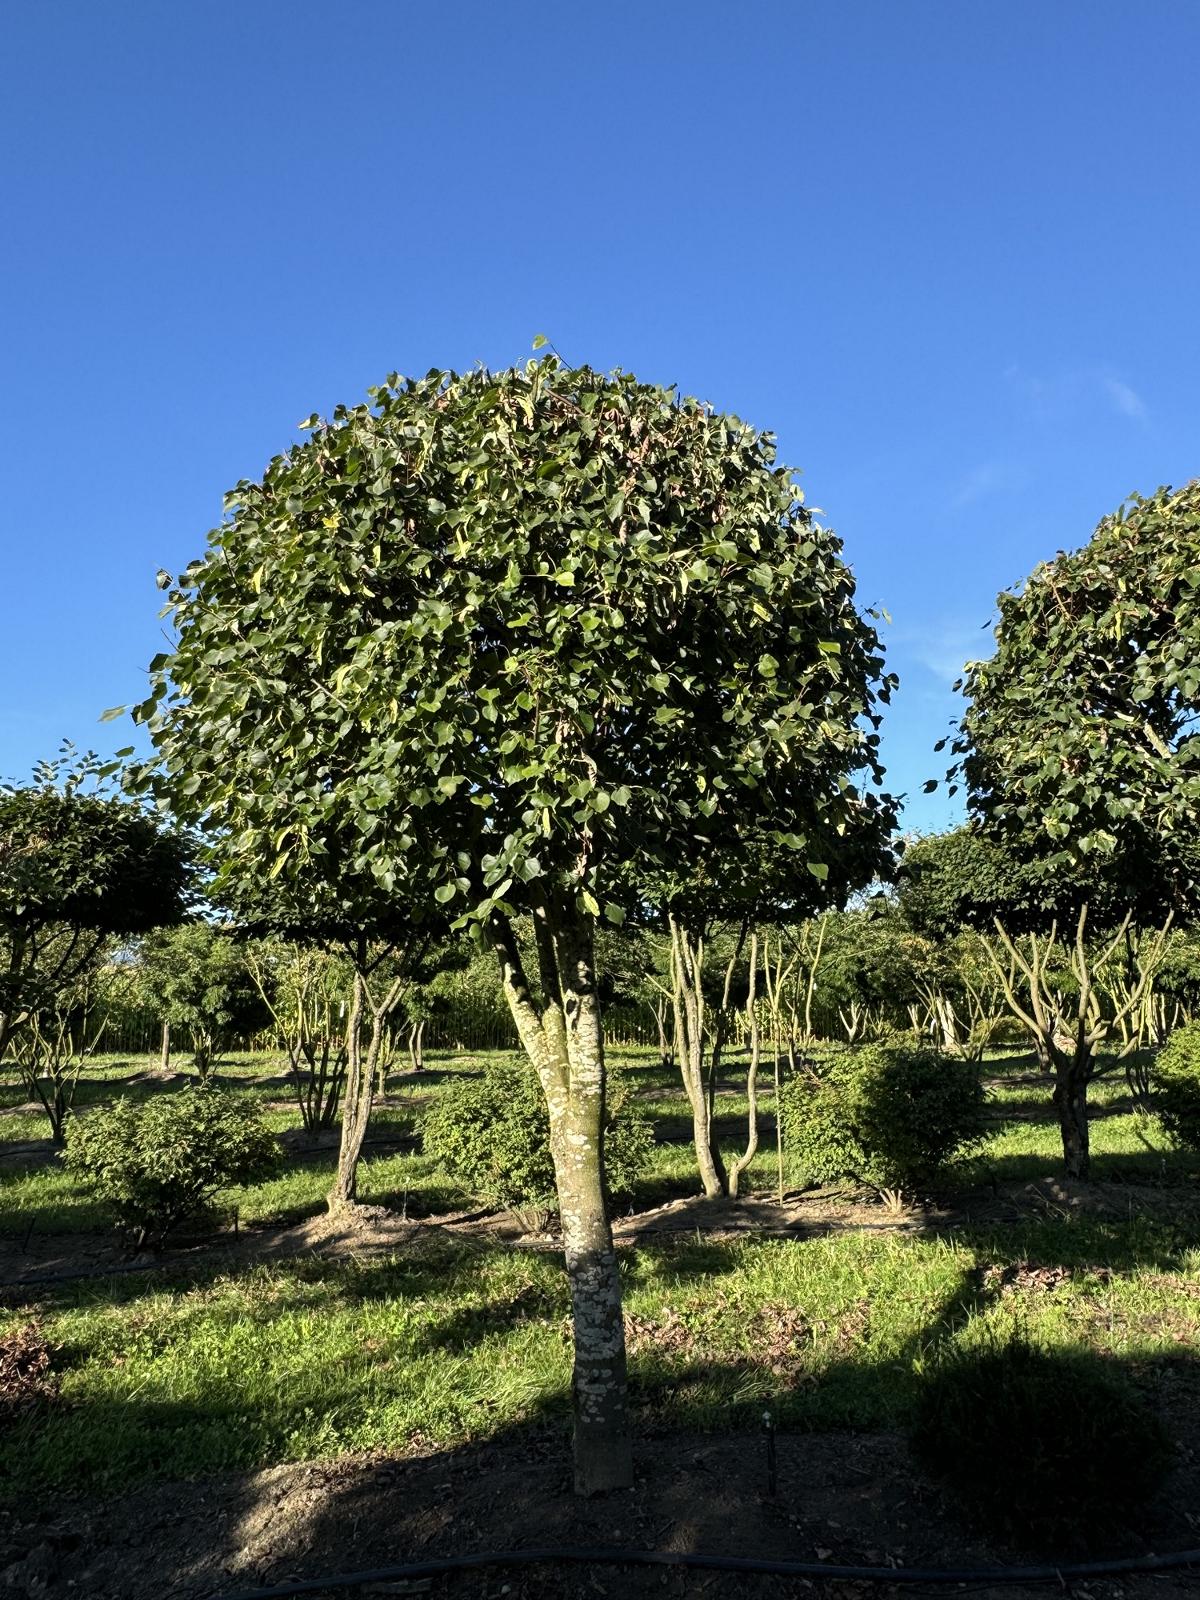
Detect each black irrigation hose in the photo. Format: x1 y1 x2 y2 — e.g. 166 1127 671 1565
215 1541 1200 1598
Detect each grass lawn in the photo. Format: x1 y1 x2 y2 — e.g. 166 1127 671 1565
2 1044 1199 1496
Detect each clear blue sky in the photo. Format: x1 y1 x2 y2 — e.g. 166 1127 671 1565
3 2 1197 828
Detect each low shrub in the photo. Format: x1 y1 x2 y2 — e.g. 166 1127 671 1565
910 1336 1173 1550
421 1059 652 1220
779 1035 987 1195
67 1082 281 1245
1153 1022 1200 1151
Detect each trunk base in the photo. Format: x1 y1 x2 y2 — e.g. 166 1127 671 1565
573 1426 633 1495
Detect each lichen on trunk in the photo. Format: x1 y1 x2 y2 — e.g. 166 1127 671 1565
489 903 632 1495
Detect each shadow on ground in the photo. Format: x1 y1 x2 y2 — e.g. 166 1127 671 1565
4 1337 1199 1600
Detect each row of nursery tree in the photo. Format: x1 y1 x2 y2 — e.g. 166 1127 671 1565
7 772 1200 1182
2 350 1198 1492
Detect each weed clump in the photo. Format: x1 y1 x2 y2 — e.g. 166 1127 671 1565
0 1322 58 1422
910 1336 1173 1550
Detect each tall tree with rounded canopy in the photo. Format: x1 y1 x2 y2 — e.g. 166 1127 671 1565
134 355 895 1492
955 482 1200 881
948 483 1200 1176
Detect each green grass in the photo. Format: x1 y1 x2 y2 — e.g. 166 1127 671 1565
4 1221 1198 1493
3 1041 1200 1496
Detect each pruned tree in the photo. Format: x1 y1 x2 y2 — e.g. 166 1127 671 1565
981 909 1172 1169
941 483 1200 1177
213 879 446 1209
130 354 894 1492
245 940 353 1134
0 748 190 1128
10 966 117 1143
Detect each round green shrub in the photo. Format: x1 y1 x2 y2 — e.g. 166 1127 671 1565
1153 1021 1200 1151
910 1336 1173 1550
421 1058 652 1218
779 1036 988 1195
67 1082 280 1245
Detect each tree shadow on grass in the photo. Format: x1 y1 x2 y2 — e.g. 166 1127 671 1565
6 1280 1200 1598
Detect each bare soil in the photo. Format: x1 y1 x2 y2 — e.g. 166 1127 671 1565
2 1419 1199 1600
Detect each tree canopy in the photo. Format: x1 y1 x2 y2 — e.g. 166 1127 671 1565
951 481 1200 913
134 357 896 929
0 750 192 1056
895 824 1176 939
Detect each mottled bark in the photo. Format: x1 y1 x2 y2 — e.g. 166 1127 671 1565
489 905 632 1494
159 1020 171 1072
330 974 368 1208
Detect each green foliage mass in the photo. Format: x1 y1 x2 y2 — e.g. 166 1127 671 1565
953 481 1200 915
897 824 1153 937
814 907 942 1020
134 356 895 930
421 1058 652 1214
135 924 269 1069
0 750 191 1048
1152 1020 1200 1151
0 751 190 939
66 1082 280 1244
779 1036 988 1194
910 1336 1173 1551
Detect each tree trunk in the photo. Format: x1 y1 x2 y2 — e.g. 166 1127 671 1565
489 906 632 1495
1053 1066 1090 1180
669 916 729 1199
554 1000 631 1494
330 976 370 1210
653 999 673 1071
727 933 760 1199
159 1020 171 1072
408 1018 425 1073
328 960 409 1211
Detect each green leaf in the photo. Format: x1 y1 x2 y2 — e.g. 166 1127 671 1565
806 861 829 882
531 333 549 350
99 706 126 723
434 883 456 903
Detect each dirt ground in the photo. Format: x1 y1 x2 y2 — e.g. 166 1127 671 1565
5 1164 1200 1596
3 1420 1200 1599
6 1171 1200 1297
